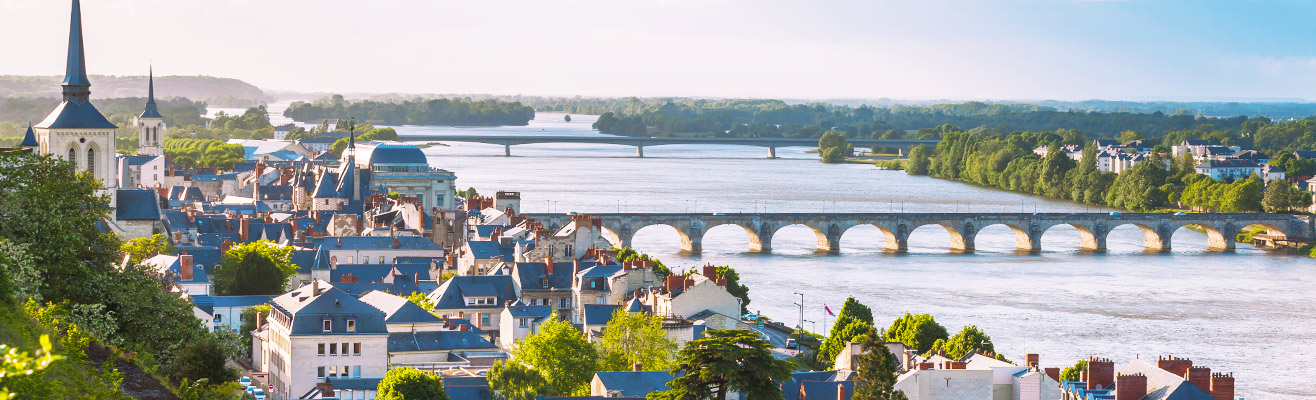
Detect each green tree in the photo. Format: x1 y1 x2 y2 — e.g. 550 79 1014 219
714 266 750 314
818 130 854 163
1220 175 1264 212
176 379 248 400
1059 359 1088 382
167 333 239 384
648 329 793 400
564 115 572 123
0 335 62 399
884 313 948 355
376 367 450 400
509 313 597 396
906 144 930 175
819 297 875 366
405 291 434 311
1262 179 1312 212
213 241 295 295
330 137 350 158
852 328 909 400
488 360 546 400
1118 130 1144 143
0 240 40 303
239 304 271 357
120 234 176 265
597 309 677 372
1105 156 1169 211
926 325 995 359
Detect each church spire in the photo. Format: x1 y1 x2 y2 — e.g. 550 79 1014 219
140 66 162 119
20 122 38 149
62 0 92 104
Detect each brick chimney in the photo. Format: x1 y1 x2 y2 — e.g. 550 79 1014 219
633 363 642 372
949 361 967 370
221 239 232 253
393 237 401 249
702 264 717 280
315 382 334 398
837 383 847 400
1186 367 1211 393
1209 373 1234 400
1157 355 1193 377
179 255 193 281
1044 368 1061 382
240 217 250 242
573 258 581 277
341 273 358 283
1026 354 1039 368
917 362 933 370
545 254 554 274
1086 357 1115 390
255 312 262 331
1114 373 1148 400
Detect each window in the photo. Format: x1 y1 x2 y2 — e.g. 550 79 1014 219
520 318 529 328
317 366 326 378
328 366 338 377
346 318 356 332
341 343 349 356
481 314 491 327
214 314 222 322
363 256 370 264
318 343 325 356
346 256 354 263
86 147 95 176
322 317 332 332
67 147 76 164
353 343 361 355
352 365 361 378
466 298 475 306
329 343 337 355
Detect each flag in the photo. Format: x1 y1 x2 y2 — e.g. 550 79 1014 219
825 305 836 317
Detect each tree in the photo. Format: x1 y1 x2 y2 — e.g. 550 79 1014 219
714 266 750 314
1059 359 1088 382
488 360 546 400
176 379 248 400
1105 156 1169 211
213 241 295 295
509 313 597 396
884 313 948 355
120 234 176 265
648 329 793 400
818 130 853 163
926 325 995 359
167 333 239 384
1262 179 1312 212
1220 175 1263 212
0 335 61 399
906 145 930 175
405 291 434 311
819 297 875 366
597 309 677 372
1118 130 1144 143
853 328 908 400
330 137 350 158
239 304 271 357
564 115 572 123
376 367 449 400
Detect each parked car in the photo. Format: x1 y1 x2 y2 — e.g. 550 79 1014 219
253 389 265 400
1110 212 1122 215
238 376 251 388
1174 212 1188 216
246 386 256 394
785 338 798 349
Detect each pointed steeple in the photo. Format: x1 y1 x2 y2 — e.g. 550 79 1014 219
140 67 162 119
62 0 92 104
20 122 38 148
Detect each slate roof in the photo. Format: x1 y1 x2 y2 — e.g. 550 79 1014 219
331 264 431 284
208 295 275 308
779 371 838 399
36 100 117 130
506 305 553 320
357 290 443 324
256 185 293 201
120 155 159 166
1196 159 1261 169
325 377 382 391
513 262 575 291
386 330 496 352
115 189 160 220
269 282 389 336
428 275 517 310
583 304 622 326
800 380 853 400
593 371 675 397
578 265 624 278
445 385 493 400
1294 150 1316 159
142 255 208 284
465 241 506 260
20 124 37 147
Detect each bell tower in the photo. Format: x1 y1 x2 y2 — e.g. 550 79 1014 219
137 67 164 156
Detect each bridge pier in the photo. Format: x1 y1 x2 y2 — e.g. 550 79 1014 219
504 144 512 157
636 146 645 158
749 231 772 252
768 146 777 159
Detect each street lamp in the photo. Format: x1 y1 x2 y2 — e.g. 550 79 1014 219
792 292 804 340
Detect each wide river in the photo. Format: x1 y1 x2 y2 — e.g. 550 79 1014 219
242 106 1313 399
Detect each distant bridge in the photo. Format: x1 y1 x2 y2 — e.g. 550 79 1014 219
397 135 939 157
523 212 1314 253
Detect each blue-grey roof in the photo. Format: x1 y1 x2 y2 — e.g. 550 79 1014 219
386 330 496 352
444 385 492 400
513 262 575 291
209 295 275 308
780 371 838 399
578 265 624 278
63 0 90 86
583 304 622 326
506 305 553 320
37 100 116 130
465 241 506 260
331 281 438 298
20 124 37 147
593 371 675 397
428 276 517 310
331 264 431 284
257 185 293 201
115 189 160 220
325 378 382 391
269 283 389 336
442 376 488 388
360 143 429 165
121 155 159 166
800 380 853 400
474 225 503 238
358 291 443 324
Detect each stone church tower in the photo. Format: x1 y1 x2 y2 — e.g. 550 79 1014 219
34 0 118 192
137 68 165 156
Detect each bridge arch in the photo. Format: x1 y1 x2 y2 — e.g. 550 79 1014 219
904 222 972 252
975 222 1038 252
702 222 767 253
1104 222 1171 252
767 223 835 253
628 223 697 253
839 224 898 252
1038 223 1105 252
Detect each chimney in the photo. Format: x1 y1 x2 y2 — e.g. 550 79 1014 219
1086 357 1115 390
546 254 554 274
573 258 581 277
1044 368 1060 382
1114 374 1148 400
393 237 401 249
1157 355 1192 377
1209 373 1234 400
633 363 642 372
310 279 319 295
702 264 717 280
336 237 343 247
255 312 263 331
240 218 250 242
459 323 468 332
1186 367 1211 393
949 361 967 370
330 256 338 269
917 362 933 370
716 278 727 286
221 239 232 253
179 255 194 281
341 273 358 283
356 217 364 235
1026 354 1039 368
837 383 847 400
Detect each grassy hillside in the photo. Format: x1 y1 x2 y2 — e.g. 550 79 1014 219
0 75 271 107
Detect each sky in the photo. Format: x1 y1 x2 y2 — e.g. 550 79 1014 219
1 0 1314 101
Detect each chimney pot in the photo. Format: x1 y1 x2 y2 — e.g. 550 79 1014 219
633 363 642 372
1086 357 1115 390
1209 372 1234 400
837 383 847 400
179 255 194 281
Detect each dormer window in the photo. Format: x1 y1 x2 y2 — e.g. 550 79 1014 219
346 317 356 332
322 316 332 332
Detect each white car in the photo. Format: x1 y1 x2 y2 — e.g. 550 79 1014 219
252 389 266 400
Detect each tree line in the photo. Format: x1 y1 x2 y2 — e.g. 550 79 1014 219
283 94 535 126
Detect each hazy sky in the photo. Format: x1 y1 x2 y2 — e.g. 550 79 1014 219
2 0 1314 101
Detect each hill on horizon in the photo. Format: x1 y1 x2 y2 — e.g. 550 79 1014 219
0 75 272 107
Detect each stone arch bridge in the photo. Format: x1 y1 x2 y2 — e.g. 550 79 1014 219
522 212 1314 253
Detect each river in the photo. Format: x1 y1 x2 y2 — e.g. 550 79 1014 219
228 105 1315 399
